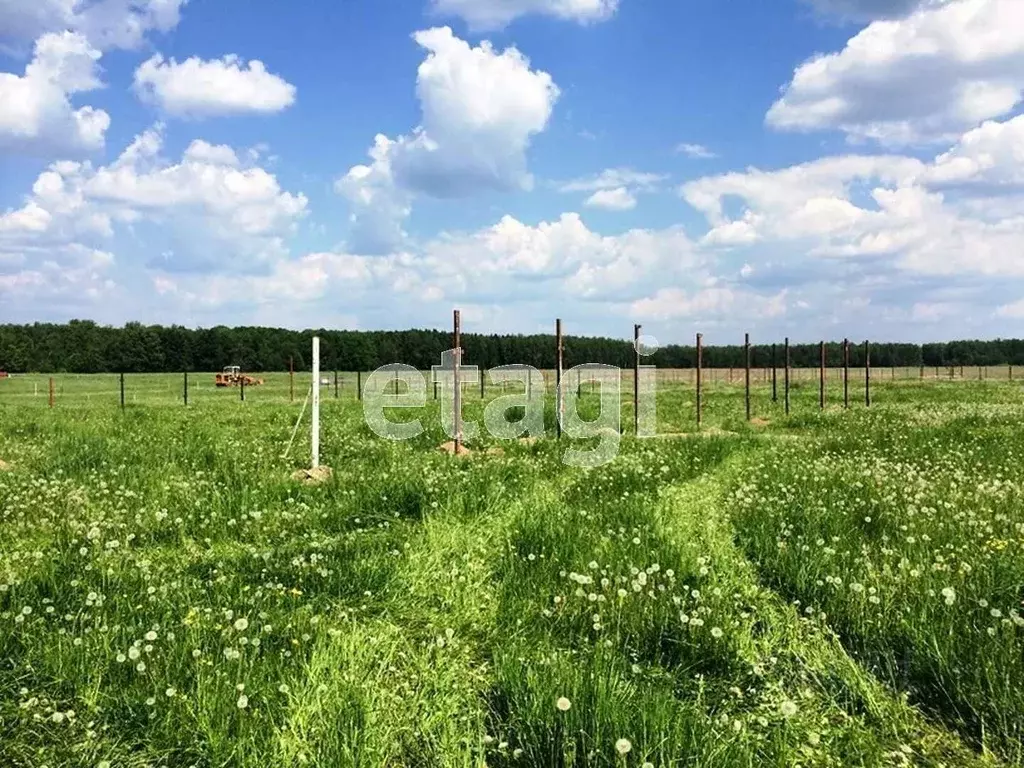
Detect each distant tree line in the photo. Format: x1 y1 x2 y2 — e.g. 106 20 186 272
2 321 1024 373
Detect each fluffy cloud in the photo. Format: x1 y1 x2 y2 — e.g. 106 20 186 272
768 0 1024 144
683 154 924 233
630 286 788 322
0 0 186 52
157 211 706 326
559 168 665 193
417 213 699 300
0 31 110 153
675 142 717 159
682 116 1024 285
926 114 1024 185
431 0 618 30
133 54 296 117
338 27 559 253
560 167 664 210
0 125 308 310
585 188 636 210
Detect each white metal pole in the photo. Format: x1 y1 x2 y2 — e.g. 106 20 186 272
311 336 320 469
453 310 462 452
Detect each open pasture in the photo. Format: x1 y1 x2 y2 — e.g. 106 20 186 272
1 374 1023 767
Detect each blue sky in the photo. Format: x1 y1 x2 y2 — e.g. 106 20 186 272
1 0 1024 346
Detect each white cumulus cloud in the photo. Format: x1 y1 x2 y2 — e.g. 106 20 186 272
0 31 110 153
0 0 186 52
675 142 717 159
560 167 664 211
926 114 1024 185
768 0 1024 145
0 125 308 296
681 117 1024 285
337 26 559 253
585 187 636 210
133 54 296 117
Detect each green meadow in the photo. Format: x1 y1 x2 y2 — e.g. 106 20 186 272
1 372 1022 767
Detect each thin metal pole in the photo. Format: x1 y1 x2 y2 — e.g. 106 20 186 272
843 338 850 409
481 367 485 398
634 324 641 434
744 332 751 421
784 337 790 415
819 341 825 410
771 343 777 402
334 370 339 399
183 371 188 406
357 370 362 400
865 340 871 406
556 319 564 439
240 375 245 402
311 337 320 469
120 372 125 410
454 310 462 454
289 357 294 403
49 377 55 408
696 333 703 427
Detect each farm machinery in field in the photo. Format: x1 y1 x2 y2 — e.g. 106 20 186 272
214 366 264 387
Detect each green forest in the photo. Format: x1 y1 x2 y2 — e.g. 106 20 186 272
2 320 1023 373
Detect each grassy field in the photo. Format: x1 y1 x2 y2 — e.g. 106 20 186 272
1 372 1023 766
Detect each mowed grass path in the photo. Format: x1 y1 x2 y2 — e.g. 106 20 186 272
0 374 1022 766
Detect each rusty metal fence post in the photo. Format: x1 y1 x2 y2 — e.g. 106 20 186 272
843 338 850 409
784 337 790 415
865 340 871 406
771 342 777 403
744 332 751 421
819 341 825 410
696 333 703 427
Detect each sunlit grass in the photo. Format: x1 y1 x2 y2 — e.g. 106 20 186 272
0 374 1021 765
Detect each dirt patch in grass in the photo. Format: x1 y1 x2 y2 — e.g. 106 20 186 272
291 465 333 485
0 459 12 471
750 417 771 427
438 441 472 456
